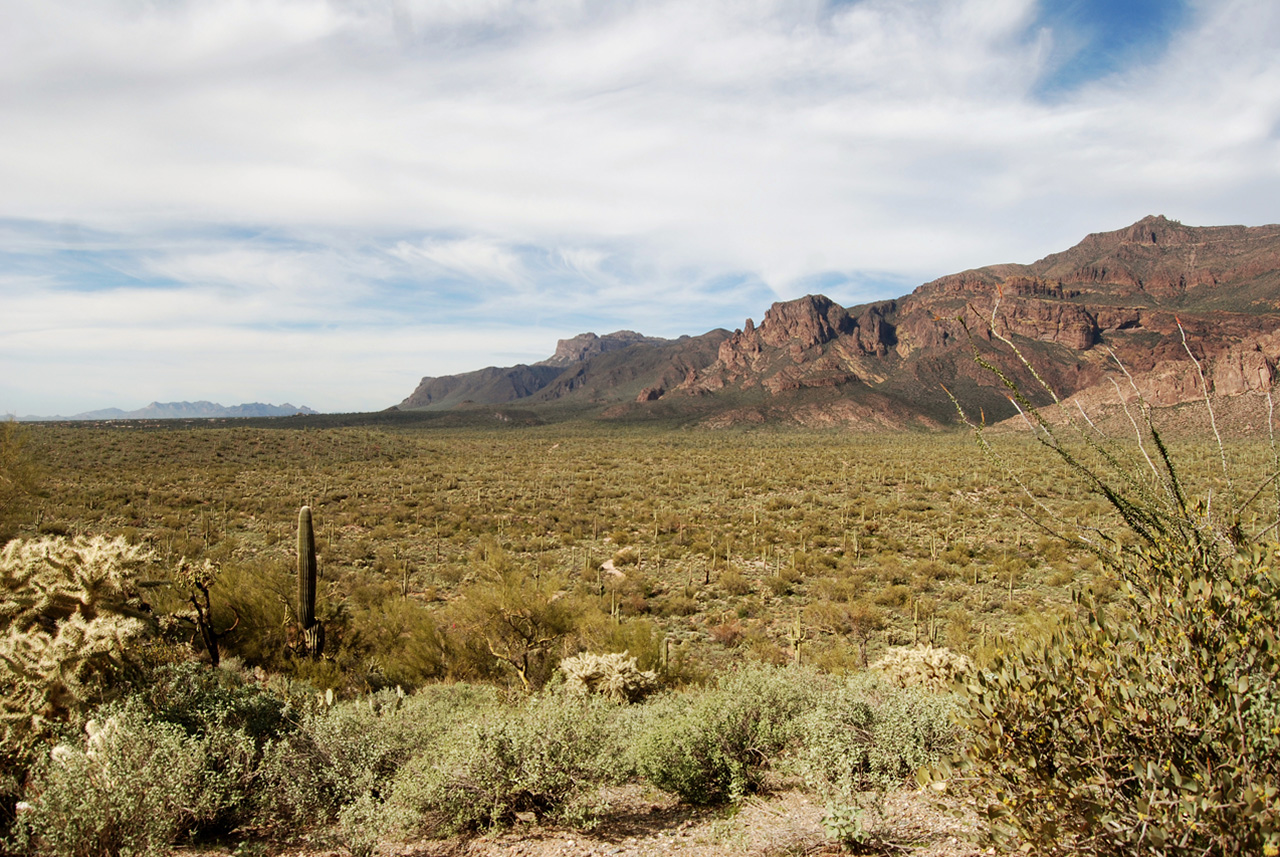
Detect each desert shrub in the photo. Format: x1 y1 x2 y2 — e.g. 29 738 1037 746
709 618 745 647
134 660 289 746
12 704 202 857
256 683 501 830
657 593 698 616
720 568 753 596
560 651 657 703
334 790 400 857
958 539 1280 855
187 722 261 836
950 327 1280 854
871 644 972 693
795 673 963 797
612 546 640 566
633 663 820 804
389 689 621 833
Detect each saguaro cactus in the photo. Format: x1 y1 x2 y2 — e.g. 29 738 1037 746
297 505 324 658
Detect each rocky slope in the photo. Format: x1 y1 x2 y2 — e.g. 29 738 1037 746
398 216 1280 428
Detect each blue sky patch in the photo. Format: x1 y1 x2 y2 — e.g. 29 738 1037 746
1029 0 1191 97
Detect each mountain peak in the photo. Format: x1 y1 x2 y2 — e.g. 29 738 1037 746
757 294 854 349
537 330 670 367
1117 214 1189 245
395 216 1280 430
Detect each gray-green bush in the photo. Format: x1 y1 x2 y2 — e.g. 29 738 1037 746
795 672 962 798
390 689 621 833
255 683 503 830
12 704 202 857
633 663 819 804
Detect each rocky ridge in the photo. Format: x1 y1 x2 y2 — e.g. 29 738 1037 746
537 331 672 367
398 216 1280 429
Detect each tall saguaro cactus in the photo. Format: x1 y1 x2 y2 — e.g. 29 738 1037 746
297 505 324 658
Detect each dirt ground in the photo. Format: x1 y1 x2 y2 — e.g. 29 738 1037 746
383 786 981 857
177 783 984 857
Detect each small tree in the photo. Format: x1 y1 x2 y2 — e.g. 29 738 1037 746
173 557 238 667
448 543 577 692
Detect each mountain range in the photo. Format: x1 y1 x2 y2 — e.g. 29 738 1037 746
396 215 1280 429
13 401 318 422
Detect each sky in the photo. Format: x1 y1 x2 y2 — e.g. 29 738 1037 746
3 0 1279 416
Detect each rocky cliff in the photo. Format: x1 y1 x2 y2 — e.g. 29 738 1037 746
537 331 672 367
397 216 1280 429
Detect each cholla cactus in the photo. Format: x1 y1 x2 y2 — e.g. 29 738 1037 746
871 644 971 693
559 651 657 703
0 535 156 776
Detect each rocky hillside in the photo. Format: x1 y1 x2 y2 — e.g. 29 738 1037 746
398 216 1280 428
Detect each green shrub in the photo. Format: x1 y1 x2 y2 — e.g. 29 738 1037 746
390 689 620 833
12 704 202 857
136 660 288 746
795 673 962 798
634 663 819 804
950 327 1280 854
958 540 1280 855
335 790 400 857
256 683 502 830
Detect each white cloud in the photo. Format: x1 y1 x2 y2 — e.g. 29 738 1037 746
3 0 1280 413
391 237 529 284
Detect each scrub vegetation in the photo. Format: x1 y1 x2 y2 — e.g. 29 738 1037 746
1 402 1277 854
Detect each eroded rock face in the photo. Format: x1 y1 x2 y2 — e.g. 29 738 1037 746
992 299 1099 351
396 216 1280 428
1211 340 1277 397
757 294 854 349
539 331 669 367
693 295 900 394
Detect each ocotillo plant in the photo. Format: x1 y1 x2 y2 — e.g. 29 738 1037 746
297 505 324 658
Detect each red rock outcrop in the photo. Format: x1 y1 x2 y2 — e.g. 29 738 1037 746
399 216 1280 428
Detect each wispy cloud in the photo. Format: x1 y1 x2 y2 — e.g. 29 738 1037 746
2 0 1279 414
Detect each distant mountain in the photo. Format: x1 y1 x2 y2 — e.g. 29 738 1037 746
398 331 719 410
396 216 1280 429
17 401 318 422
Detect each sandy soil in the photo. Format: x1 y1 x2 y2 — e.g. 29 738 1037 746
378 786 977 857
